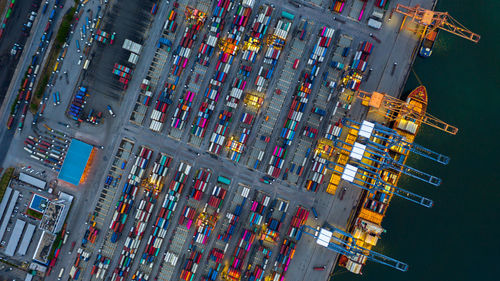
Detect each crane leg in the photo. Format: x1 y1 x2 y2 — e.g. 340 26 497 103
399 16 407 32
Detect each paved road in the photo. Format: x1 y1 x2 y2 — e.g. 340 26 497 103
0 0 42 104
0 0 71 165
1 0 435 280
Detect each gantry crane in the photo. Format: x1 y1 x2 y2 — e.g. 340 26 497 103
394 4 480 43
185 6 206 25
217 37 240 55
336 118 448 186
341 118 450 165
321 118 450 207
242 37 262 52
218 36 265 56
301 225 409 272
356 90 459 135
263 33 285 50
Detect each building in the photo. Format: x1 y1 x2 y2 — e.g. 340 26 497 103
33 231 55 265
0 187 19 241
18 223 36 256
19 173 46 190
4 219 26 256
57 139 95 186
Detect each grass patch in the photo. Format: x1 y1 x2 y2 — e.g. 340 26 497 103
47 232 63 261
0 167 14 201
9 94 19 115
30 7 76 112
0 0 8 24
26 208 43 220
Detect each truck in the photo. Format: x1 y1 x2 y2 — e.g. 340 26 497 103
107 105 116 117
69 241 76 253
58 268 65 280
367 10 384 30
311 207 318 219
42 1 49 14
367 18 382 29
53 92 59 105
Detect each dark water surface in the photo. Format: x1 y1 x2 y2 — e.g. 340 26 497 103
332 0 499 280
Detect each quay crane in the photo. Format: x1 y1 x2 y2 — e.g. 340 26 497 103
321 118 450 207
301 224 409 272
356 90 459 135
393 4 480 43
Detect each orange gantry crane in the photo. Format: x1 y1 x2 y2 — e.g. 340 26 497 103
356 90 459 135
394 4 480 43
185 6 206 25
217 37 239 55
263 33 285 50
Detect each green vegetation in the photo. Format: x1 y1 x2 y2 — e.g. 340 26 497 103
35 75 49 99
31 7 76 112
0 257 20 269
10 95 18 115
55 8 75 48
0 167 14 201
0 0 8 26
26 209 43 220
47 232 63 261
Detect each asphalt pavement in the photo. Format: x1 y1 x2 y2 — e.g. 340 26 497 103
0 0 42 105
0 0 435 280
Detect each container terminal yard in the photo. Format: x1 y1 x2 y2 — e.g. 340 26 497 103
0 0 480 281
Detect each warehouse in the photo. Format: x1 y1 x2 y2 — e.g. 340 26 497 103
19 172 47 190
17 223 36 256
58 139 95 186
0 187 13 221
4 219 26 256
0 188 19 241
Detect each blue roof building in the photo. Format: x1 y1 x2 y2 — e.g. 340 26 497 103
58 139 94 186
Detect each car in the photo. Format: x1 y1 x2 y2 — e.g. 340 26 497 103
10 43 21 56
78 56 83 65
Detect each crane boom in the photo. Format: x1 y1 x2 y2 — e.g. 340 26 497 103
356 90 459 135
301 225 409 272
394 4 480 43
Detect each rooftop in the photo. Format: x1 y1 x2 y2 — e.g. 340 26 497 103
58 139 94 186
